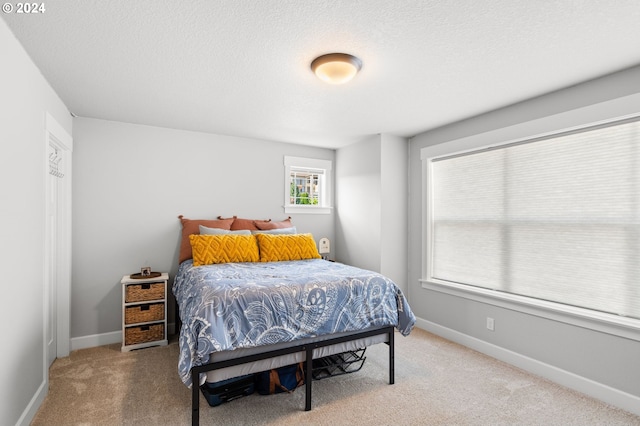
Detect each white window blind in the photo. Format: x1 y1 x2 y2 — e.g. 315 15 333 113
429 118 640 319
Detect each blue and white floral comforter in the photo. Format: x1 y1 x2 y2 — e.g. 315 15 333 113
173 258 416 387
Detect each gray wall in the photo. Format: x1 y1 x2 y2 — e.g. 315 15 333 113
72 118 335 340
335 135 382 272
1 19 72 426
380 134 408 291
335 134 408 293
408 65 640 411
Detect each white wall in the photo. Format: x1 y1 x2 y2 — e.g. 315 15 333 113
380 134 408 290
335 135 382 272
335 134 409 293
71 118 335 342
0 19 72 426
408 65 640 414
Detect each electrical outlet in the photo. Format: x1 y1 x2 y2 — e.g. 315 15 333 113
486 317 495 331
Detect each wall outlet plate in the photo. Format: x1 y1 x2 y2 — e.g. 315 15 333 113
486 317 495 331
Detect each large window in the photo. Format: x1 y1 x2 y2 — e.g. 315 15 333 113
284 156 332 214
423 117 640 322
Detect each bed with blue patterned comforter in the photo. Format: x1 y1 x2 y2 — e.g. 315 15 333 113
173 258 416 387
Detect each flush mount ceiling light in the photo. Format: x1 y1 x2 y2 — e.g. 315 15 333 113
310 53 362 85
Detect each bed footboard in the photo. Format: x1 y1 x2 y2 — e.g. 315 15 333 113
190 325 395 426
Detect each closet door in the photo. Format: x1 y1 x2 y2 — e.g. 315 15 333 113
45 113 72 365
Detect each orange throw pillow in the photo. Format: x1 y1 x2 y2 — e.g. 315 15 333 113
178 215 233 263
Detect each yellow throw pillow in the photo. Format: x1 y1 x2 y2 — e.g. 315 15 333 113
256 233 321 262
189 234 259 266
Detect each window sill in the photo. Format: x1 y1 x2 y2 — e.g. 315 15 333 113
420 279 640 342
284 205 332 215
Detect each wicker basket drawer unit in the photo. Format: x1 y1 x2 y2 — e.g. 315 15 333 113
124 324 165 346
121 272 169 352
125 282 165 303
124 302 165 325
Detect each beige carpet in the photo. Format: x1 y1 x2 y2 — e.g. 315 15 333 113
33 328 640 425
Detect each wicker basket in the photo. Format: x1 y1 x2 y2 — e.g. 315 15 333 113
124 323 164 346
124 302 164 325
125 282 165 303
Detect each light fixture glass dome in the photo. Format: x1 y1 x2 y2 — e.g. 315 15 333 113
311 53 362 85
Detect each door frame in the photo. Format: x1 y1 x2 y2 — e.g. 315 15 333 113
44 112 72 363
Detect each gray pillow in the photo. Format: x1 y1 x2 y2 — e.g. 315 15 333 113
251 226 297 235
199 225 252 235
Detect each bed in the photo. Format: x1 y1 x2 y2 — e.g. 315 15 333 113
173 216 416 425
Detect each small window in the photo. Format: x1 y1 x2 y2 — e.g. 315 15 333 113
284 156 332 214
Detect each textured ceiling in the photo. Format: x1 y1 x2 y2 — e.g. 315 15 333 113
4 0 640 148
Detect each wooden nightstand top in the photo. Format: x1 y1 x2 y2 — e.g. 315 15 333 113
121 272 168 285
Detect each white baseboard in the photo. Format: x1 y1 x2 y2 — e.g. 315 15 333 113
71 330 121 351
70 323 176 351
415 317 640 417
16 377 47 426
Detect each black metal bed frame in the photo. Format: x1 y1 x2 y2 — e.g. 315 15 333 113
189 325 395 426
